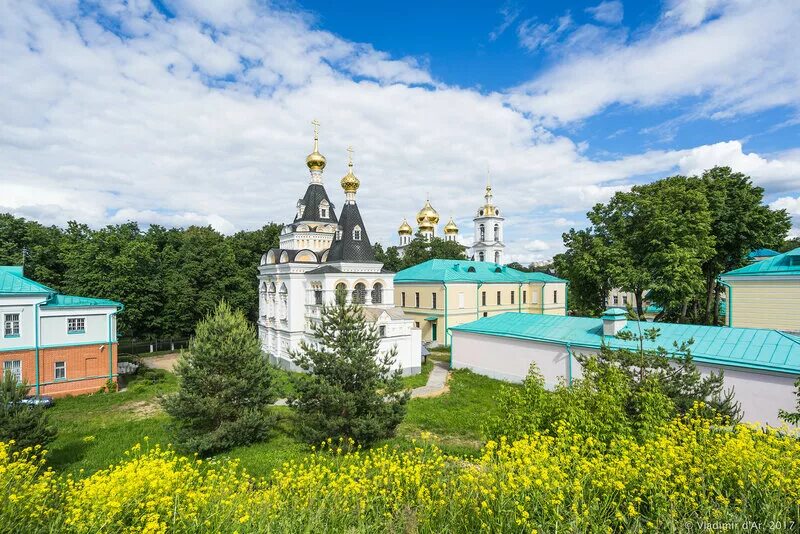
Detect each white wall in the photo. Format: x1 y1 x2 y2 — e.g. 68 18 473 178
0 296 44 351
39 309 114 347
451 330 797 427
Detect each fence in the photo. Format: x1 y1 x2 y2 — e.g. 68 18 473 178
118 338 190 357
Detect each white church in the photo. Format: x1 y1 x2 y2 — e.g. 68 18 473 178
257 123 422 375
396 181 505 264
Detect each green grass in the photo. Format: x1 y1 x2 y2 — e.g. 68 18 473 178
401 360 433 389
427 346 451 364
43 366 509 479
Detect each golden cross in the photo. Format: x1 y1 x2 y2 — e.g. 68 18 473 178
347 145 354 166
311 119 320 138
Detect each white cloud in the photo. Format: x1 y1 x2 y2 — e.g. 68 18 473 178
586 1 624 25
489 3 521 41
771 197 800 216
508 1 800 125
517 14 572 51
0 0 798 265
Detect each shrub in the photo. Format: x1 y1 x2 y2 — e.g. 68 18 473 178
290 290 409 446
162 301 275 455
0 372 56 451
780 377 800 425
1 412 799 532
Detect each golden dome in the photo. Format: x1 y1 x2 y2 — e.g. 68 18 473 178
340 148 359 194
398 219 413 235
416 199 440 225
444 217 459 234
306 120 326 171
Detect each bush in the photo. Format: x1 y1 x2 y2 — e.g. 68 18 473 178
2 412 799 532
290 290 409 446
162 301 275 455
0 373 56 451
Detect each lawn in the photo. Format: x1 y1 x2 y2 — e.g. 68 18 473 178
44 363 510 479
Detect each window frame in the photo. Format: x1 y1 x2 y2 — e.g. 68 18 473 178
522 290 527 304
67 317 86 335
613 295 619 305
54 361 66 381
481 291 486 306
3 313 20 338
378 325 386 338
496 291 501 305
401 292 406 307
3 360 21 382
432 293 437 309
415 292 420 308
511 291 515 305
553 290 558 304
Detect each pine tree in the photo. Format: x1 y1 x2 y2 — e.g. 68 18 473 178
290 289 409 446
162 301 275 455
0 373 56 451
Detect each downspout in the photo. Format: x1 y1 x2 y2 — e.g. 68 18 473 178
717 278 732 327
565 281 570 315
34 299 43 397
442 283 449 346
566 342 573 385
108 304 125 383
540 283 545 315
476 282 483 320
517 282 522 312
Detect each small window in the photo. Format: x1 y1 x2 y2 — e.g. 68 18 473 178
494 251 500 263
320 208 328 218
613 295 619 305
314 290 323 305
511 291 515 305
432 293 437 309
4 313 20 338
353 226 362 240
523 290 527 304
401 292 406 307
3 360 21 382
54 361 66 381
622 295 628 305
372 283 383 304
553 290 558 304
414 321 420 328
415 292 420 308
479 252 485 261
67 317 85 334
458 292 465 309
496 291 501 305
483 312 488 317
482 291 486 306
379 325 386 338
467 266 476 273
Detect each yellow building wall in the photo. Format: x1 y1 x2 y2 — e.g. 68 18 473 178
728 279 800 331
395 281 567 345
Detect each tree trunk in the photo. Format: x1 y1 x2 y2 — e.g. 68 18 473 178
703 271 715 325
679 301 689 323
635 288 644 319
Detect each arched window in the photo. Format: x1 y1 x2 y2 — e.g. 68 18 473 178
494 224 500 241
353 282 367 304
479 224 485 241
353 225 362 240
495 251 500 263
467 266 476 273
319 200 329 219
372 282 383 304
479 252 485 262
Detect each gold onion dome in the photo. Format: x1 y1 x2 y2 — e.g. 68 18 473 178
341 147 360 193
398 219 413 235
306 120 326 171
444 217 459 234
416 199 440 226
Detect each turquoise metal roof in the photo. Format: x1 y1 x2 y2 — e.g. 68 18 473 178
722 247 800 277
450 312 800 375
0 266 54 295
601 307 627 320
747 248 779 259
395 259 566 284
42 294 122 309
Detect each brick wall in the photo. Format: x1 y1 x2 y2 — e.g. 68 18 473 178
0 343 117 398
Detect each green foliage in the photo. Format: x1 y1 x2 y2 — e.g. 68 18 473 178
779 378 800 425
290 290 409 446
375 231 467 272
0 372 57 451
555 167 790 323
485 330 742 444
0 213 281 339
162 301 276 455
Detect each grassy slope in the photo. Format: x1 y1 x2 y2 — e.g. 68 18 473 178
45 364 511 479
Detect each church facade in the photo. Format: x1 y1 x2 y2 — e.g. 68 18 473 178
397 182 505 264
257 124 422 375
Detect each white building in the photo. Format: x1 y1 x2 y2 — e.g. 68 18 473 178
257 126 422 375
450 310 800 427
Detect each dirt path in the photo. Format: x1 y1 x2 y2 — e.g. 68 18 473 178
141 353 180 371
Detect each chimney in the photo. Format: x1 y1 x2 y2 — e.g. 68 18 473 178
602 307 627 337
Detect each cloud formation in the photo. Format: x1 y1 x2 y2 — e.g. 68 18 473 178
0 0 798 264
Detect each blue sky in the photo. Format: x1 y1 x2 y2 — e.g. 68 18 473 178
1 0 799 262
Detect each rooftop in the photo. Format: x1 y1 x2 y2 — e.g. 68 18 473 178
722 247 800 277
747 248 779 259
0 266 55 295
450 312 800 375
42 294 122 309
395 259 566 284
